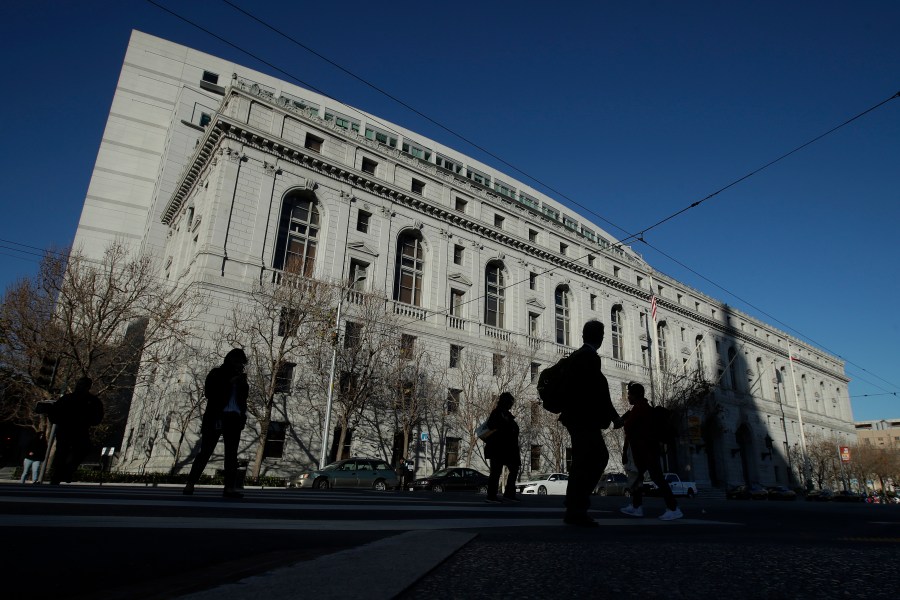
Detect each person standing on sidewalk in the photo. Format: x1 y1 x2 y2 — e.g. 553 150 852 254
48 377 104 485
483 392 521 503
619 382 683 521
183 348 249 499
559 320 623 526
20 431 47 484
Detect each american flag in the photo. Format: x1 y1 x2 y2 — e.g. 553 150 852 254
651 295 658 322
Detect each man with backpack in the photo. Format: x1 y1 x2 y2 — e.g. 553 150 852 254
620 382 683 521
556 320 623 527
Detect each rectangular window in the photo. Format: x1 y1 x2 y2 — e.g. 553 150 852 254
436 154 462 173
279 307 300 337
411 178 425 195
590 294 597 311
519 193 540 211
324 111 360 132
402 140 432 161
344 321 362 349
364 126 397 148
530 445 541 471
446 437 460 467
493 180 515 198
560 243 568 255
450 345 462 368
304 133 323 153
202 70 219 84
588 255 595 268
361 157 377 175
356 210 370 233
494 214 504 228
199 113 211 127
613 266 621 278
563 216 578 230
621 381 628 400
529 272 537 291
466 168 490 186
492 353 503 376
528 229 538 243
454 197 468 213
447 389 460 413
262 421 287 459
450 289 465 317
530 362 540 383
401 334 416 359
453 244 464 266
542 205 560 221
348 259 368 288
528 312 539 336
274 362 295 394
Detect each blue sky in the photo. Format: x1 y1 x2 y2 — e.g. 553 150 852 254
1 1 897 420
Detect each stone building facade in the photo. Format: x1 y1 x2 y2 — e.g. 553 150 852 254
73 31 855 487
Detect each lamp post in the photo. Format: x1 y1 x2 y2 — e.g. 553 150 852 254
320 274 366 468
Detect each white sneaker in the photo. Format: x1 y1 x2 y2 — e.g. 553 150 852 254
659 508 684 521
620 505 644 517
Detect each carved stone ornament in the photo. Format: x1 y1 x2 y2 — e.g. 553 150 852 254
381 206 395 218
263 161 280 177
414 220 425 230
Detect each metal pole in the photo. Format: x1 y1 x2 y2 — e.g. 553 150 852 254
319 275 365 469
787 345 811 487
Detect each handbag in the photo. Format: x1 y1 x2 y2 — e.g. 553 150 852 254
474 419 495 441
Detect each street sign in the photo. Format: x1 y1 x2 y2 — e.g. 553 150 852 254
839 446 851 463
420 432 429 442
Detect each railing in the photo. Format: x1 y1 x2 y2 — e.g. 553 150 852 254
607 358 650 377
447 315 468 331
482 324 511 342
392 301 427 321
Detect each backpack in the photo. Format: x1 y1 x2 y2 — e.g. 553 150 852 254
650 405 678 445
537 354 574 414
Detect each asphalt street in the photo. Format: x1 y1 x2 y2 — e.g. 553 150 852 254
0 482 897 599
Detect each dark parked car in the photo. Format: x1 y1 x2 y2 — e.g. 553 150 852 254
806 488 835 502
288 458 398 490
766 485 797 501
832 490 866 503
409 467 489 494
727 483 769 500
594 472 631 496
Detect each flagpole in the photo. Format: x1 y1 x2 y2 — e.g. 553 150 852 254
787 344 811 488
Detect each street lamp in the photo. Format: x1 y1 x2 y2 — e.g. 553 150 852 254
320 274 366 468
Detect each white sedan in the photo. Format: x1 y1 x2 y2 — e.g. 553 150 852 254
515 472 569 495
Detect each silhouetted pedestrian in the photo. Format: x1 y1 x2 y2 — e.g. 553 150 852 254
620 382 682 521
48 377 104 485
559 320 622 526
183 349 249 499
483 392 521 503
20 431 47 484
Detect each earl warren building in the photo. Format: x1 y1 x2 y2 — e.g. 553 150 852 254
71 31 855 490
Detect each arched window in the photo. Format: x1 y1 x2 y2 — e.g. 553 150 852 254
610 305 624 360
695 335 705 374
484 261 505 328
727 347 739 391
554 286 571 346
394 232 424 306
274 194 320 276
657 322 668 366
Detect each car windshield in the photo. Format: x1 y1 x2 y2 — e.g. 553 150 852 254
533 473 553 481
430 469 452 478
321 462 342 472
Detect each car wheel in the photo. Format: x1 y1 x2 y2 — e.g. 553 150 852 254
538 485 547 495
373 479 387 491
433 484 444 493
314 478 329 489
477 485 488 495
687 488 695 499
598 487 608 497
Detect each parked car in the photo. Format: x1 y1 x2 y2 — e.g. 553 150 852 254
288 458 398 490
832 490 866 503
727 483 769 500
766 485 797 501
643 473 698 498
594 472 631 496
805 488 835 502
517 472 569 495
409 467 489 494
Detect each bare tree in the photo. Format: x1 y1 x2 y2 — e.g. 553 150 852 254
0 243 203 436
218 269 335 479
